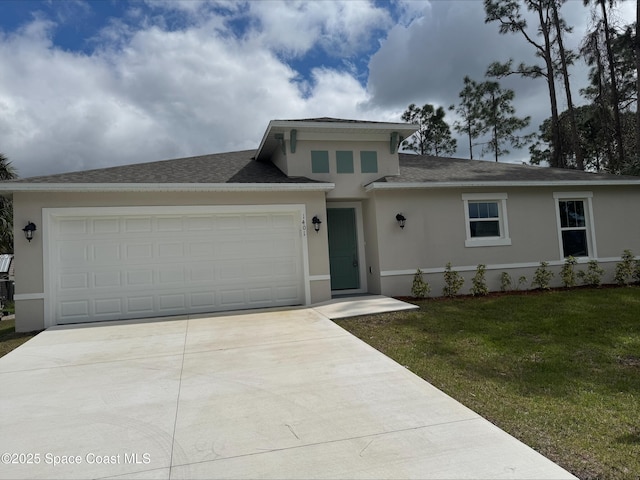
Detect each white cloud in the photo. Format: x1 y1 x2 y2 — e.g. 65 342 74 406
245 0 392 57
0 7 380 177
0 0 636 177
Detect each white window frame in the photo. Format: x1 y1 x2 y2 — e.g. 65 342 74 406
553 192 597 260
462 193 511 247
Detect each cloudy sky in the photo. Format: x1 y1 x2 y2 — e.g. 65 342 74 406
0 0 635 178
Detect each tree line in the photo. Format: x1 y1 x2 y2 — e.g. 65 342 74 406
402 0 640 175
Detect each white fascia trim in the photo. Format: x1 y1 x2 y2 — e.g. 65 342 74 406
267 120 418 133
366 180 640 191
257 120 418 157
381 256 625 277
0 183 335 193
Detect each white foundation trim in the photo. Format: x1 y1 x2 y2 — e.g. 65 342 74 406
309 275 331 281
14 293 45 301
380 256 626 277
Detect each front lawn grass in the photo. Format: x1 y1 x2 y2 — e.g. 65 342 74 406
0 319 38 358
335 287 640 480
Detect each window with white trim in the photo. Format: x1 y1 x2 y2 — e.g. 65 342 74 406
462 193 511 247
554 192 596 258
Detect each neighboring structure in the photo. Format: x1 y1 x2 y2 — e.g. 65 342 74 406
1 117 640 332
0 254 14 303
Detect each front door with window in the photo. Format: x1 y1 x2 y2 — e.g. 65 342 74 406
327 208 360 290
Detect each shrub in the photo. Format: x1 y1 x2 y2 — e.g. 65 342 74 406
471 264 489 296
578 260 605 286
517 275 527 290
532 261 554 290
411 268 431 299
635 260 640 284
614 250 636 286
560 256 578 288
500 272 512 292
443 262 464 297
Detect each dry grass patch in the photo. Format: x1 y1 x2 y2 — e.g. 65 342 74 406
0 319 39 358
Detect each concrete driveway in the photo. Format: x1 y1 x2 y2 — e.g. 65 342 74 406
0 300 575 479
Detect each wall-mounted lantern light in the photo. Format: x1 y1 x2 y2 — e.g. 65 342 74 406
23 221 37 242
312 215 322 233
395 213 406 229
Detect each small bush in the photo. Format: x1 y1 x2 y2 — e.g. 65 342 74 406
471 264 489 296
411 268 431 299
443 262 464 297
500 272 512 292
532 261 554 290
634 260 640 284
560 256 578 288
578 260 605 286
517 275 527 290
614 250 636 286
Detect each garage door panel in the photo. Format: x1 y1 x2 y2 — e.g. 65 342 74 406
50 208 305 324
127 296 155 314
190 292 216 308
94 271 122 288
126 270 153 286
125 244 154 261
124 217 152 233
93 244 121 263
58 218 89 236
276 285 300 302
93 218 120 234
59 243 88 262
60 273 89 290
158 242 184 258
220 289 245 306
157 217 183 232
60 300 90 319
95 298 123 316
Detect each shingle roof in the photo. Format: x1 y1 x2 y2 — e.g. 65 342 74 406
5 149 639 188
9 150 317 184
388 154 640 183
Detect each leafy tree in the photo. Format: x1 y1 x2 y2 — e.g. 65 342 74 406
531 105 638 173
0 153 17 253
581 17 639 173
477 80 532 162
450 76 485 160
450 76 531 162
583 0 625 171
401 103 457 156
484 0 563 167
550 0 584 170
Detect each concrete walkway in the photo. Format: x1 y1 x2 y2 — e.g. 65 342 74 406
0 300 575 479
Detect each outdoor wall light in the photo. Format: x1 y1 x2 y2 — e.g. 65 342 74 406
312 215 322 233
395 213 406 229
23 221 37 242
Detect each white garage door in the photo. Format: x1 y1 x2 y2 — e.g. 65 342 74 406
45 206 306 325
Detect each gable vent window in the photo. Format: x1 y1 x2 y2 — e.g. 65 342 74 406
462 193 511 247
336 151 354 173
311 151 330 173
360 151 378 173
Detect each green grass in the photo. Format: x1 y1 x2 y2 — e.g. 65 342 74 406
335 287 640 480
0 319 38 358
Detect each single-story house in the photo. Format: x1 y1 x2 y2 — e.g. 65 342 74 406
2 117 640 332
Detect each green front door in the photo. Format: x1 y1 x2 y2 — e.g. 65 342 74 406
327 208 360 290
